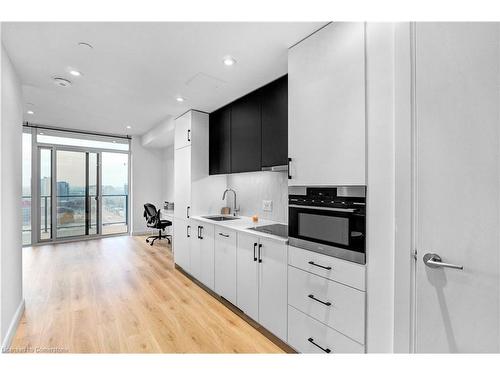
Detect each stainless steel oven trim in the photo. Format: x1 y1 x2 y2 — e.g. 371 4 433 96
288 204 357 213
288 237 366 264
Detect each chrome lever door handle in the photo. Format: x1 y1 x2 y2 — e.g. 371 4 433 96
423 253 463 270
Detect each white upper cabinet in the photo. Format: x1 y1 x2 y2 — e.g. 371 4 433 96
174 111 191 150
288 22 366 186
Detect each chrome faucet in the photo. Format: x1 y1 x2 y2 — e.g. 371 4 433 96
222 188 239 216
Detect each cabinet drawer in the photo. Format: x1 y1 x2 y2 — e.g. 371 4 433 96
288 306 364 354
288 245 365 291
288 266 365 344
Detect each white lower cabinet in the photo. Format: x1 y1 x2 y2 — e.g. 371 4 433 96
173 218 191 272
287 247 366 353
236 233 259 321
190 220 215 289
288 266 365 344
288 306 364 354
214 227 237 305
237 233 288 342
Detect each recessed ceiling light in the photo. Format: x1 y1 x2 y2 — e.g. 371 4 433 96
27 110 34 115
39 132 44 135
223 56 236 66
176 96 185 102
69 69 82 77
78 42 93 49
112 140 117 143
53 77 72 87
126 125 132 129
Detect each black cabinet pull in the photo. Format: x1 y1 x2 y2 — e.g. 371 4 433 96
187 129 191 142
219 232 229 238
308 294 332 306
253 242 258 261
199 226 203 239
186 206 190 218
308 261 332 270
288 157 292 179
187 225 191 238
308 338 331 353
258 243 263 263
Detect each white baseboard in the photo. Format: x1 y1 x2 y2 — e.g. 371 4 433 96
1 299 25 350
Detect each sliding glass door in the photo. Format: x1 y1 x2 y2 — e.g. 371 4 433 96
28 126 130 244
55 149 99 239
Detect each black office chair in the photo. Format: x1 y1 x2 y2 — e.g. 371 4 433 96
143 203 172 246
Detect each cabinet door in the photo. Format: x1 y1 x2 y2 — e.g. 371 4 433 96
258 238 288 341
174 146 191 220
230 90 261 173
198 223 215 290
236 232 259 321
261 75 288 167
209 106 231 175
189 220 202 280
174 111 191 150
173 218 191 271
214 228 237 305
288 22 366 186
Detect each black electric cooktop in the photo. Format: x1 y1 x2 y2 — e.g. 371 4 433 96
248 224 288 239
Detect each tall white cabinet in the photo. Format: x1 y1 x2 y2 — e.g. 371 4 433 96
173 110 226 273
288 22 366 186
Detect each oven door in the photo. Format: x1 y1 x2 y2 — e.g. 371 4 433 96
288 205 365 264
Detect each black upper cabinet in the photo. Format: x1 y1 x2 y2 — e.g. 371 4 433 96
230 90 262 173
209 105 231 175
208 74 288 175
261 75 288 167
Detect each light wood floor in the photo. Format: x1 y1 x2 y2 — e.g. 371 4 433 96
12 235 284 353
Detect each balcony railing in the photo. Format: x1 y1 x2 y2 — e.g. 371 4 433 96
22 194 128 242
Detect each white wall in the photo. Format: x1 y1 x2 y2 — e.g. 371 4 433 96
225 171 288 223
0 40 24 347
365 22 396 353
161 145 174 202
130 137 164 235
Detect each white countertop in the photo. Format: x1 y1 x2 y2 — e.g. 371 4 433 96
190 215 288 243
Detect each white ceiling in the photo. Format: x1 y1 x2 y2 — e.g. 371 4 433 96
2 22 324 136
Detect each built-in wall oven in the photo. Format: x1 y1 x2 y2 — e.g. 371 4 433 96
288 186 366 264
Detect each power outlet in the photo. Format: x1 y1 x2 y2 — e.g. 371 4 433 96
262 200 273 212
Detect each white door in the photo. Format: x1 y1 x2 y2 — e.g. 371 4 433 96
288 22 366 186
198 223 215 290
258 238 288 341
174 111 191 150
173 218 191 272
415 23 500 353
174 146 191 220
214 228 237 305
236 233 260 321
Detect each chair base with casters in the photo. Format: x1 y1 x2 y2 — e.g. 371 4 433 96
146 228 171 246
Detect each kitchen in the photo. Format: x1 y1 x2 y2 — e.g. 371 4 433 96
1 16 499 361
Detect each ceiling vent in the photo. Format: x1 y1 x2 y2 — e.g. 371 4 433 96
53 77 72 87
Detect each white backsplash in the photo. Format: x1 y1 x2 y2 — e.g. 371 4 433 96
226 171 288 223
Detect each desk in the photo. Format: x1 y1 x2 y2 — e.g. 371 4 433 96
161 209 174 237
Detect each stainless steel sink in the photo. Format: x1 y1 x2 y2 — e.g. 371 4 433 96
202 215 240 221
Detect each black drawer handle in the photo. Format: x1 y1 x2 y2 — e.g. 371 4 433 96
198 226 203 239
258 243 263 263
308 338 331 353
288 157 292 179
219 232 229 238
187 225 190 238
187 129 191 142
308 261 332 270
253 242 258 262
308 294 332 306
